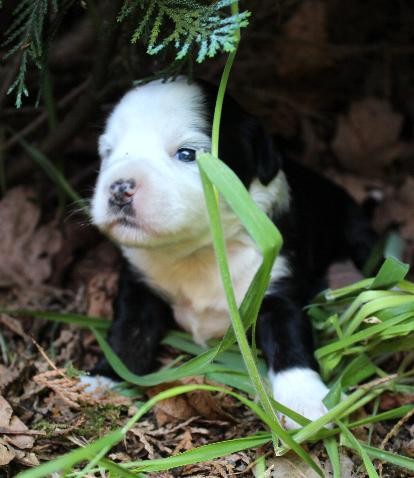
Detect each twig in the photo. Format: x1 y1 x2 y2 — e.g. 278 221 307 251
378 406 414 477
32 338 66 378
0 427 46 436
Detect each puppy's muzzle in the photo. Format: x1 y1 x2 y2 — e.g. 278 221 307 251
109 178 137 207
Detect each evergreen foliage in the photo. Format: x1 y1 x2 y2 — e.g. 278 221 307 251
3 0 57 108
118 0 250 62
1 0 250 108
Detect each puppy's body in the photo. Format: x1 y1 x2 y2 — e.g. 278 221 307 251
91 78 376 428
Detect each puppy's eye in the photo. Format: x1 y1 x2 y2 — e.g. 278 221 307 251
175 148 196 162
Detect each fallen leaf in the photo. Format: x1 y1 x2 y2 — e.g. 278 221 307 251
266 452 321 478
173 429 193 454
5 416 34 449
0 187 62 288
16 450 40 467
0 394 37 467
0 442 15 465
276 0 332 78
322 450 355 478
147 377 233 427
332 98 403 173
0 396 13 427
403 439 414 458
0 365 19 390
86 271 118 318
380 392 414 410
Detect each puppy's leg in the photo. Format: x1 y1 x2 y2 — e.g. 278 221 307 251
93 261 173 378
258 293 329 429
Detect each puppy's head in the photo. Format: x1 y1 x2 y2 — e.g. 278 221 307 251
91 77 281 248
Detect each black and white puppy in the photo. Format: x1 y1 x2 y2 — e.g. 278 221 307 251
91 77 375 429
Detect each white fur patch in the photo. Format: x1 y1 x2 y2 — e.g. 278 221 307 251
124 238 290 345
269 367 330 430
79 375 118 397
249 171 290 216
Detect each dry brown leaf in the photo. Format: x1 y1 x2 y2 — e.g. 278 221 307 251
4 416 34 449
0 365 19 390
147 377 233 427
0 396 13 427
0 187 62 288
86 271 118 318
0 442 15 465
321 450 354 478
403 439 414 458
276 0 331 78
15 450 40 467
267 452 322 478
332 98 403 173
173 429 193 454
0 394 35 467
380 392 414 410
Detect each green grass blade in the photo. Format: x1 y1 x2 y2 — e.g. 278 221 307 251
16 135 88 211
15 429 125 478
196 166 323 476
360 443 414 472
324 438 341 478
371 257 409 289
93 328 222 386
348 405 414 428
129 434 271 472
338 421 379 477
1 309 110 330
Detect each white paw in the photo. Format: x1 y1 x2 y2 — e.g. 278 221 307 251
79 375 119 397
269 367 330 430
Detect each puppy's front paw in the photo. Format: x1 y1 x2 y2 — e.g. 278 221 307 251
269 367 330 430
79 375 119 398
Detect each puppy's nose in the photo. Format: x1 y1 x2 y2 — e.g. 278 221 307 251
109 178 137 206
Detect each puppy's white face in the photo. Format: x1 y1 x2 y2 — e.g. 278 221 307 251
91 78 213 248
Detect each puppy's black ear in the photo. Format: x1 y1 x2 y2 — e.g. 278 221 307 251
218 104 282 186
199 81 281 186
252 121 282 185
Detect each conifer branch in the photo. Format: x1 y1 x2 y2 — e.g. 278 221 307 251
119 0 250 63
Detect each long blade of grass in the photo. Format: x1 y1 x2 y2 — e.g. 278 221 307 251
1 309 111 330
360 443 414 472
371 256 409 289
15 429 125 478
197 166 323 475
338 421 379 477
93 328 224 386
128 434 271 473
324 438 341 478
16 135 88 210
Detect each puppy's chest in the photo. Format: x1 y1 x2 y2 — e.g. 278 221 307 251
124 242 262 344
